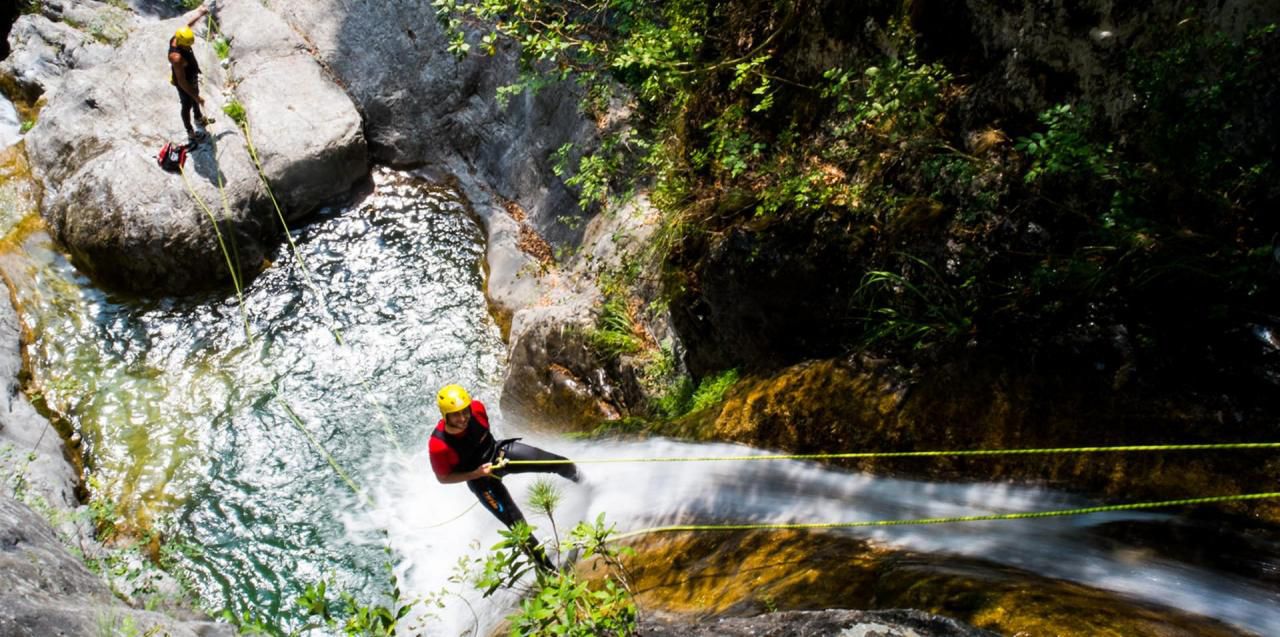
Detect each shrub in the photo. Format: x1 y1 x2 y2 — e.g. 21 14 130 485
476 480 637 637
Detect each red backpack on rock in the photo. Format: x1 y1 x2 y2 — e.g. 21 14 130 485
156 141 189 173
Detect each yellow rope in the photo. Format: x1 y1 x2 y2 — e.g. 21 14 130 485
504 441 1280 466
613 491 1280 541
179 163 252 343
277 396 372 508
236 114 402 451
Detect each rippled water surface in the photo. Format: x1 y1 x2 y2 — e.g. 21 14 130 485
1 167 508 626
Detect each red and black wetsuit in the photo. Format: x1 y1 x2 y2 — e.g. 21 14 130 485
169 37 205 137
428 400 579 531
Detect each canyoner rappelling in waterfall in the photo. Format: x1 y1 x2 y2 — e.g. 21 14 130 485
428 384 583 571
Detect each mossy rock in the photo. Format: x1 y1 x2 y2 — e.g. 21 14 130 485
656 357 1280 523
621 530 1247 636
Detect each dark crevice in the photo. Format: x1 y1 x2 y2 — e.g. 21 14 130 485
1 1 18 61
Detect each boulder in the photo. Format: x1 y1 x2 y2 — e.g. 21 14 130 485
0 496 234 637
215 0 366 220
265 0 595 248
0 3 123 104
22 0 367 294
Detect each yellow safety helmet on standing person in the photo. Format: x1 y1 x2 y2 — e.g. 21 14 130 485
174 26 196 47
437 384 471 416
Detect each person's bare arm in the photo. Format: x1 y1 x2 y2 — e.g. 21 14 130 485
169 53 202 102
185 5 209 28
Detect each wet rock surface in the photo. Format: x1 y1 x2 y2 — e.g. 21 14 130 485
624 530 1253 637
639 609 997 637
0 496 234 637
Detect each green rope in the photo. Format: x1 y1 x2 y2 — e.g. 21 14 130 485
421 501 481 529
179 163 253 343
236 114 402 452
504 441 1280 466
277 396 372 508
613 491 1280 541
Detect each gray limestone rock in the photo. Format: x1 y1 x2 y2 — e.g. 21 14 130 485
215 0 367 220
0 496 235 637
0 9 121 103
0 94 20 149
0 291 78 515
22 1 367 294
265 0 596 247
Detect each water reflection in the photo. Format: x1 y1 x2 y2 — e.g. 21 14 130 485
1 167 507 626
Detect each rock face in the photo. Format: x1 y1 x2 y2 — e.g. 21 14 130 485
640 609 997 637
0 285 78 514
264 0 595 246
0 496 234 637
625 530 1250 637
214 0 366 219
19 0 367 294
0 2 125 104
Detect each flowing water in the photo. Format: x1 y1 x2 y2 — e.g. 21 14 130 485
2 166 1279 635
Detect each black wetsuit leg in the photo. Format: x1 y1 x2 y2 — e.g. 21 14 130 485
467 477 526 529
495 441 580 481
467 476 554 570
177 87 204 135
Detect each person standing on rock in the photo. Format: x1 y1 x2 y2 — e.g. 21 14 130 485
169 5 215 144
428 384 581 569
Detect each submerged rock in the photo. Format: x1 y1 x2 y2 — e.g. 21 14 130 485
21 0 367 294
624 530 1251 637
640 609 996 636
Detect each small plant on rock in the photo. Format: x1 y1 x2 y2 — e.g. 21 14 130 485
477 480 637 636
222 100 247 129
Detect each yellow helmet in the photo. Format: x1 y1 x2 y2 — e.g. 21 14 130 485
174 26 196 47
437 384 472 416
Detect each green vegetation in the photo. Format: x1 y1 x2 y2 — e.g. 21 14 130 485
587 295 643 358
213 37 231 60
1014 104 1112 184
854 254 976 351
477 479 637 636
438 1 1279 382
222 100 247 129
653 368 739 419
295 567 416 636
0 443 36 501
